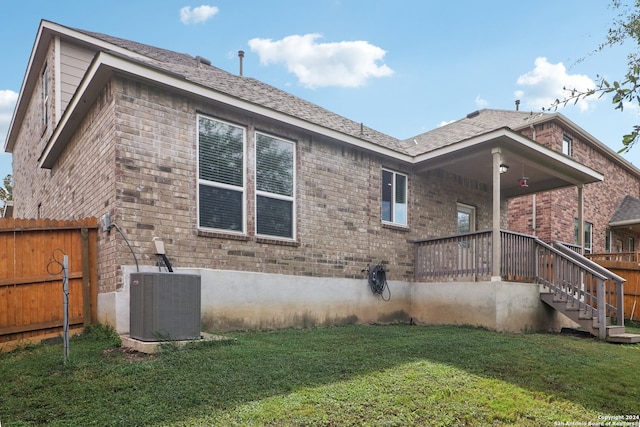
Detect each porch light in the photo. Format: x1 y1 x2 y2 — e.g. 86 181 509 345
499 163 509 174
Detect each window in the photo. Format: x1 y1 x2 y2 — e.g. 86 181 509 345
42 64 49 127
381 169 407 226
629 237 635 252
457 203 476 234
562 135 572 157
255 132 295 239
574 219 592 253
197 115 245 233
605 229 611 253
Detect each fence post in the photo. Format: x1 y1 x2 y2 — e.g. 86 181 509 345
81 228 91 326
616 279 625 327
597 278 607 340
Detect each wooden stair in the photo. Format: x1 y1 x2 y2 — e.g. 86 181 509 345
540 290 640 344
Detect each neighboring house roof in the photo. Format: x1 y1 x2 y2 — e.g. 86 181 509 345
610 195 640 228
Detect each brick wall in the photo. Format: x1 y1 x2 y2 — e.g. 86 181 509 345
112 78 498 287
509 121 640 251
13 67 501 293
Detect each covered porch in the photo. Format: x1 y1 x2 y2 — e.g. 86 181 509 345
412 126 603 278
408 127 640 341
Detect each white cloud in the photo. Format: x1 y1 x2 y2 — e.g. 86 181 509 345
515 57 596 112
475 95 488 108
0 90 18 144
438 120 456 127
180 5 219 24
248 33 393 88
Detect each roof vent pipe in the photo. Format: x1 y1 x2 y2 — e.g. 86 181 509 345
515 99 520 111
238 50 245 76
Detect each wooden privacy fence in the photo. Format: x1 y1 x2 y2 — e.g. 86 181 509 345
0 218 98 348
586 252 640 322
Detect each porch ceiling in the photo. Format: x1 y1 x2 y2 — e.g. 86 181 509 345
412 128 603 199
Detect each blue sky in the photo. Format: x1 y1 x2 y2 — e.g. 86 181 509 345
1 0 639 187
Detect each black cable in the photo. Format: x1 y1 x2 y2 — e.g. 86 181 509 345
110 223 139 272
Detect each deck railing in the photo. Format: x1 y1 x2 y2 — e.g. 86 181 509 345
414 230 626 337
587 252 639 263
414 230 493 281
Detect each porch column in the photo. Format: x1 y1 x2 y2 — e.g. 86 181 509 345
491 147 502 280
578 184 585 255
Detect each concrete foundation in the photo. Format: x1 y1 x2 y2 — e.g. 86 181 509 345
97 266 577 336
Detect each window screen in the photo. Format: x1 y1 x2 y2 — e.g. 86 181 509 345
382 169 407 226
255 133 295 238
198 116 245 232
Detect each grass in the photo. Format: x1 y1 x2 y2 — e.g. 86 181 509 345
1 323 640 426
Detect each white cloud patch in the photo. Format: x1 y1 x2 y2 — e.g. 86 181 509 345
475 95 488 108
438 119 456 127
248 33 393 88
0 90 18 144
515 57 596 112
180 5 219 24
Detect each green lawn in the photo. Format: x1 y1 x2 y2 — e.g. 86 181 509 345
1 323 639 426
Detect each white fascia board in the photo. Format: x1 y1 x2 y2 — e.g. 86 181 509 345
4 21 49 152
6 20 152 153
40 51 412 168
412 127 603 184
610 219 640 228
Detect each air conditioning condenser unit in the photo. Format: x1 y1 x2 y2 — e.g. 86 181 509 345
130 272 201 341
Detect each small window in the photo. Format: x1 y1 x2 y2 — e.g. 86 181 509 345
605 229 611 253
457 203 476 234
629 237 635 252
562 135 572 157
197 115 245 233
42 64 49 127
255 132 295 239
574 219 592 253
381 169 407 226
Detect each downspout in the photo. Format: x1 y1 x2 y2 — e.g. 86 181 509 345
530 124 537 236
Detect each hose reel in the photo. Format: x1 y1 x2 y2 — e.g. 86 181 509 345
363 263 391 301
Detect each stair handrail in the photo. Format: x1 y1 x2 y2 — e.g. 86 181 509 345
551 242 626 284
552 241 626 330
534 238 609 282
534 238 614 338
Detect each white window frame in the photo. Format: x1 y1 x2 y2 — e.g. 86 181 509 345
457 203 476 234
574 219 592 253
562 134 573 157
381 168 408 226
254 131 296 240
196 114 247 234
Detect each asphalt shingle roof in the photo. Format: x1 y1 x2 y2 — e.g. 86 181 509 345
610 195 640 224
399 109 550 155
74 27 406 154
